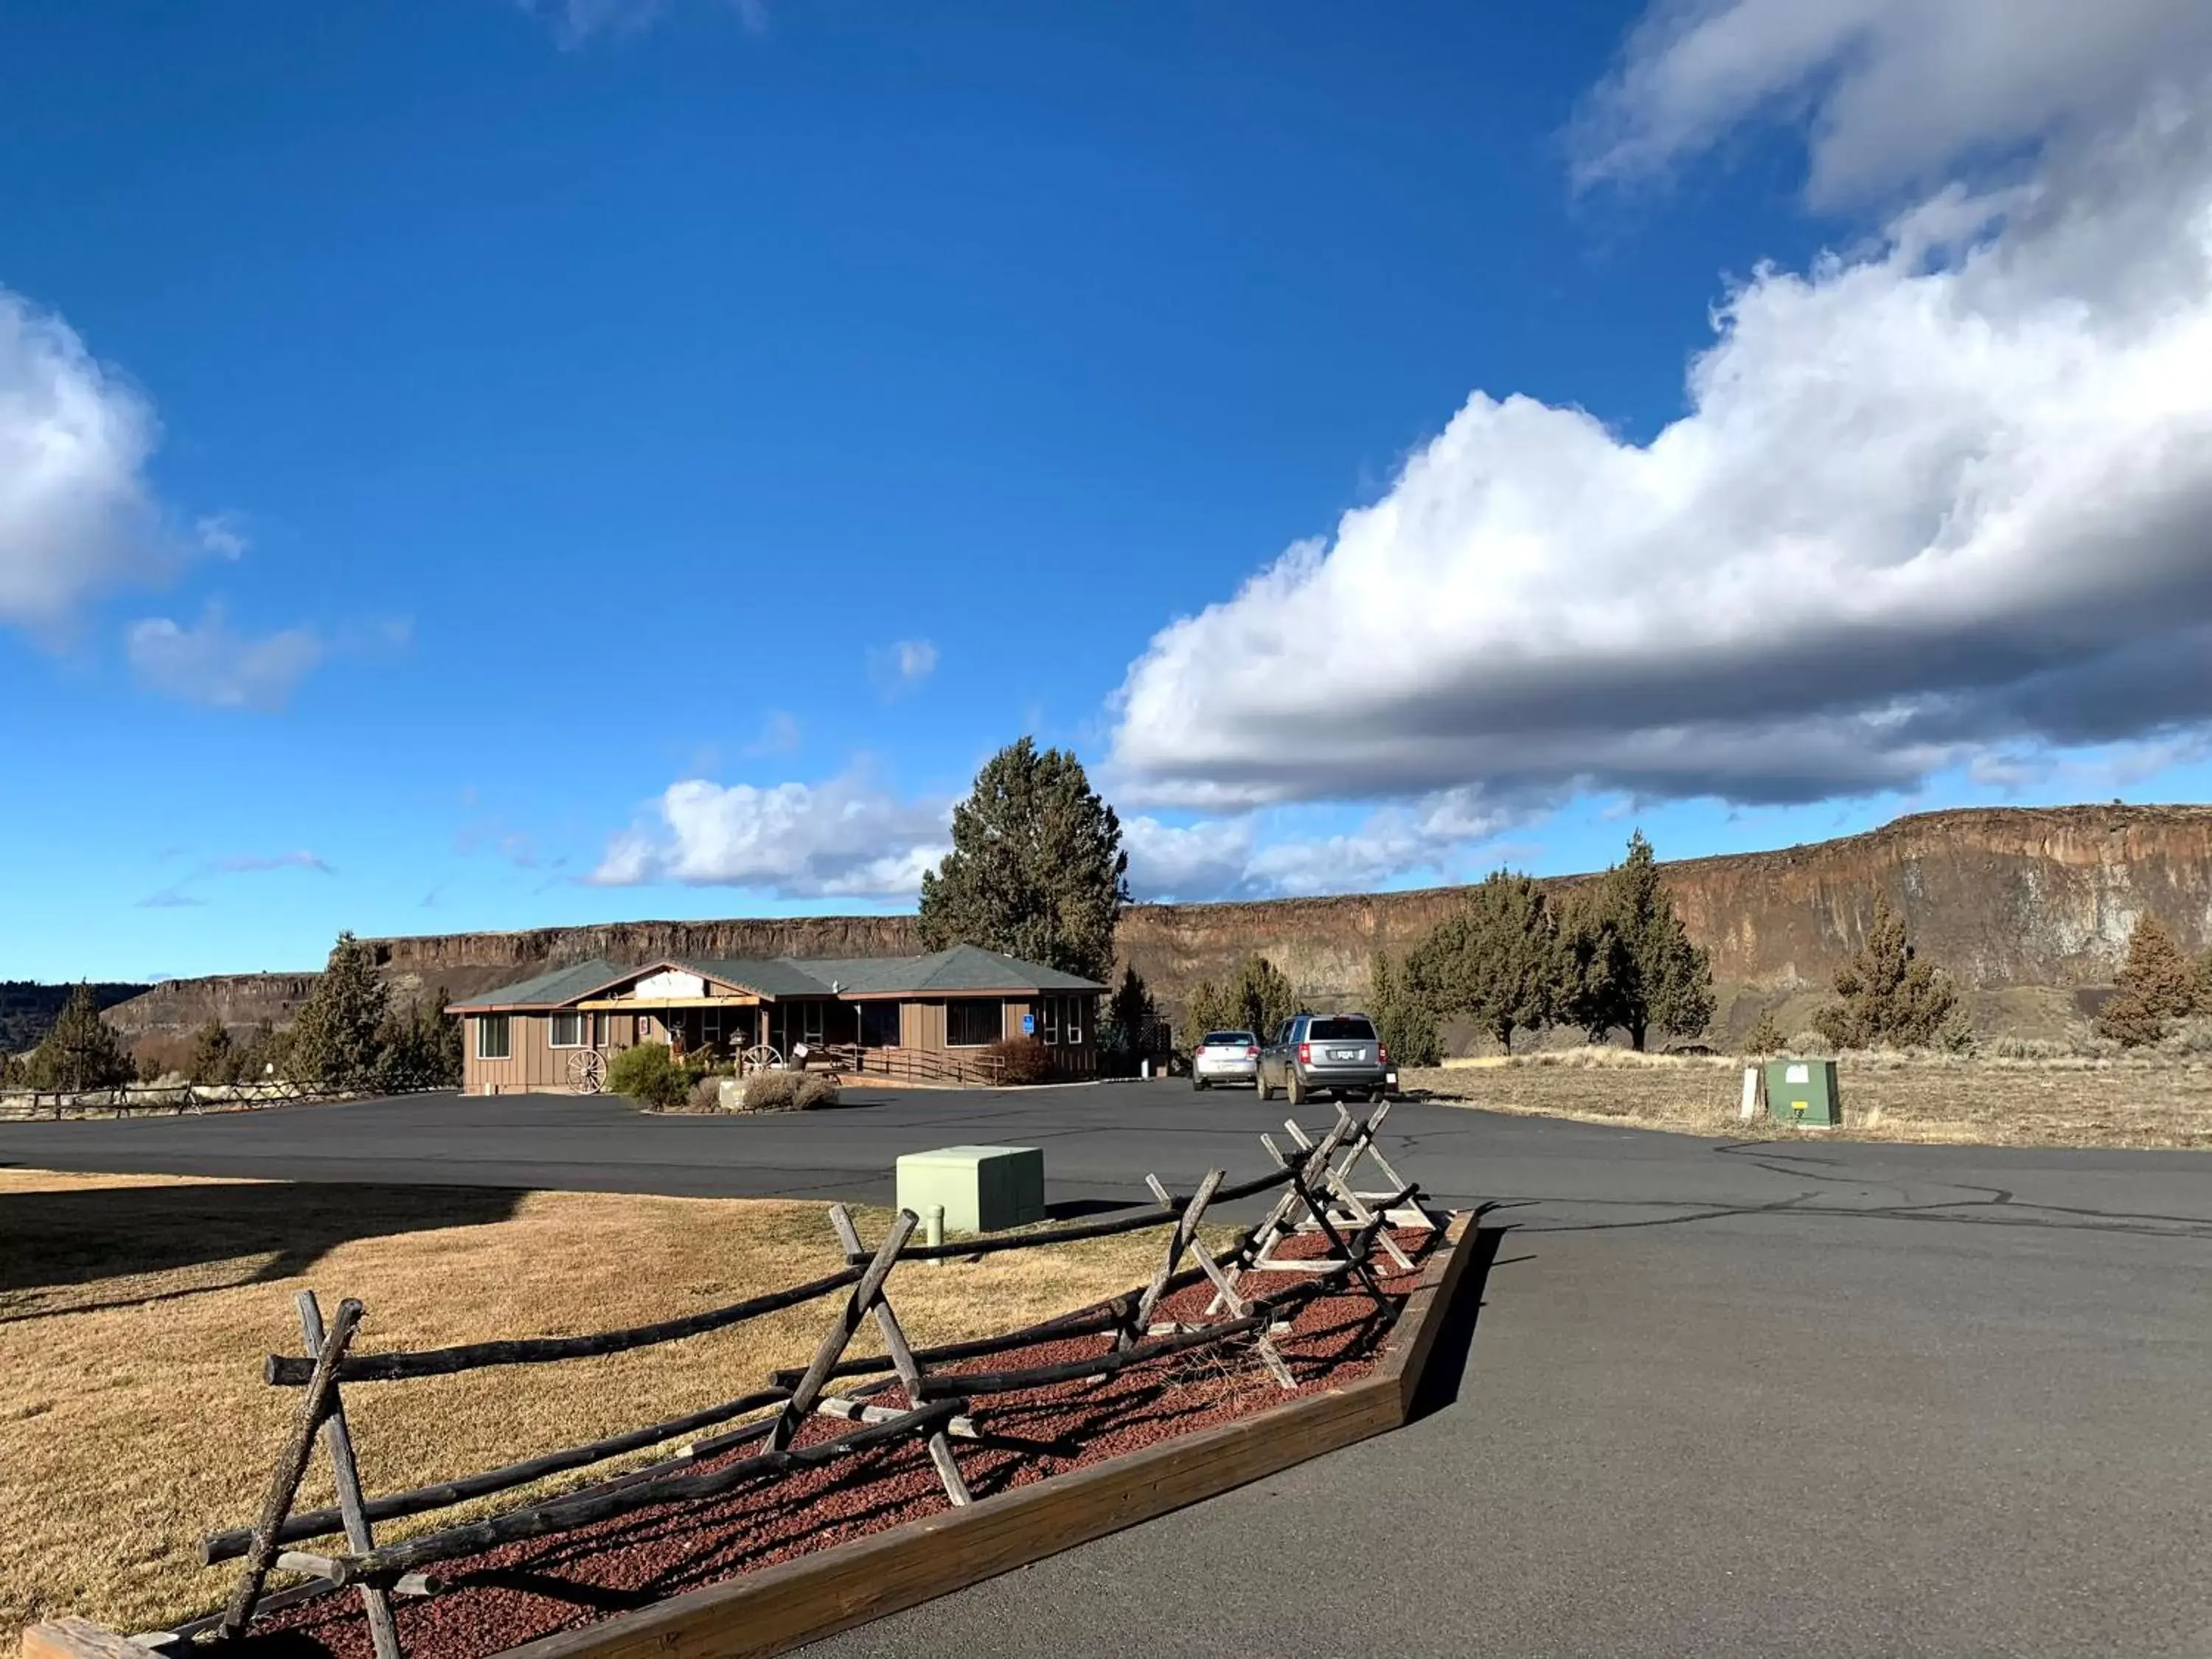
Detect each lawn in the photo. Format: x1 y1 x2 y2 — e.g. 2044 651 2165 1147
1399 1049 2212 1149
0 1169 1183 1647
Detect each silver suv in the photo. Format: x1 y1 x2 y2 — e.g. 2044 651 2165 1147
1258 1012 1391 1105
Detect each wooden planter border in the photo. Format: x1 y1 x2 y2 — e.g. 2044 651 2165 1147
21 1215 1479 1659
503 1212 1478 1659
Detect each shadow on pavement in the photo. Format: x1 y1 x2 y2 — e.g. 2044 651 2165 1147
1405 1222 1510 1423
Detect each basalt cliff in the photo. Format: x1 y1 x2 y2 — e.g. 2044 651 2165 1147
103 804 2212 1045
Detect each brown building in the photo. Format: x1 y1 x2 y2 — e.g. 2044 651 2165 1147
446 944 1104 1095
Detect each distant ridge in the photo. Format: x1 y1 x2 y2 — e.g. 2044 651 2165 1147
102 804 2212 1046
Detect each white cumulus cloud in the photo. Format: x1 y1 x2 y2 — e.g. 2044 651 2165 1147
592 774 950 897
1574 0 2212 205
125 608 327 712
0 286 167 634
1110 5 2212 814
1124 790 1520 902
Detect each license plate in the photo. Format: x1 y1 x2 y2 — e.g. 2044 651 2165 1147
1329 1048 1358 1062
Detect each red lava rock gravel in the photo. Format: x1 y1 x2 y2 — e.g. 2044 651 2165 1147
241 1229 1435 1659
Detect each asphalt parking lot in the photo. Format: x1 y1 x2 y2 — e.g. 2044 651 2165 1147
6 1080 2208 1656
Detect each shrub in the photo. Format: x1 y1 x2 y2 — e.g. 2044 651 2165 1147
742 1070 800 1112
1786 1029 1836 1057
793 1074 839 1110
1741 1007 1784 1056
686 1076 726 1113
984 1037 1055 1085
2159 1018 2212 1057
607 1043 687 1110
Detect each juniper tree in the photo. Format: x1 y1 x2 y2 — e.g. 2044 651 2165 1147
187 1018 237 1085
27 982 136 1091
917 737 1129 984
1598 832 1715 1051
1102 965 1161 1060
1408 871 1557 1053
2096 915 2199 1046
1368 951 1441 1067
288 932 391 1087
1812 894 1958 1050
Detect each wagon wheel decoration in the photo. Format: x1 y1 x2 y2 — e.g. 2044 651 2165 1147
740 1044 782 1076
568 1049 608 1094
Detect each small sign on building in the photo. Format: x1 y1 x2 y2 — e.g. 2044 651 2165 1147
1021 1013 1035 1036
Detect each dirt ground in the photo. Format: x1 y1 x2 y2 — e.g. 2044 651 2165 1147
1399 1050 2212 1149
0 1170 1185 1646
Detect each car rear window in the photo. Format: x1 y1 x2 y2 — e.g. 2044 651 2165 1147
1308 1017 1376 1041
1202 1031 1256 1046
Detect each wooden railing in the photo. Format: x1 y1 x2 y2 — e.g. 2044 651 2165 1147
165 1103 1440 1659
0 1079 451 1121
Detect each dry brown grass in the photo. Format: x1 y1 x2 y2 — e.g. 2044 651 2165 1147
1402 1048 2212 1148
0 1169 1183 1646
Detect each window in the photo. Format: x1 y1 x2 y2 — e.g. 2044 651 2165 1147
802 1002 826 1045
591 1012 611 1048
702 1006 723 1046
476 1015 511 1060
549 1012 584 1048
1034 994 1085 1046
945 998 1003 1048
860 1001 900 1048
1309 1016 1376 1041
1203 1031 1256 1048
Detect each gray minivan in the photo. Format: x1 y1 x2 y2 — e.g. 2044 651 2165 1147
1258 1012 1390 1104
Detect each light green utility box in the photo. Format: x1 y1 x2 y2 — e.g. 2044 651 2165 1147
1764 1057 1841 1127
895 1144 1046 1235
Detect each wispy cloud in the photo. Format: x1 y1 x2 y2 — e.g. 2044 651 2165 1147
869 639 938 700
745 709 802 757
519 0 767 48
134 887 207 910
124 608 325 711
195 512 248 559
133 849 334 910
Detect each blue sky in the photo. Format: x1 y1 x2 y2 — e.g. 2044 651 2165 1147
4 0 2211 982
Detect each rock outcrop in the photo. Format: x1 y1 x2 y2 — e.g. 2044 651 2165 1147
102 804 2212 1043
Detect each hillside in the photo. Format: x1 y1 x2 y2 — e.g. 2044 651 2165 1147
0 981 152 1055
101 804 2212 1046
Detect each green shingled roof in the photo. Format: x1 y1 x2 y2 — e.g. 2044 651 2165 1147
445 959 632 1011
450 945 1104 1010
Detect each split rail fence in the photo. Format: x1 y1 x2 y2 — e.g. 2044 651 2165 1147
170 1101 1440 1659
0 1079 450 1121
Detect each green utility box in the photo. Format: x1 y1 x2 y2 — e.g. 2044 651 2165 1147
895 1144 1046 1235
1764 1057 1841 1127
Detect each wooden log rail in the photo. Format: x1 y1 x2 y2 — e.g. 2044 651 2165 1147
316 1401 970 1585
264 1270 862 1385
176 1102 1430 1655
199 1388 795 1564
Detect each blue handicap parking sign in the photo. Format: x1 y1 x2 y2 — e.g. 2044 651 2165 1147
1021 1013 1035 1035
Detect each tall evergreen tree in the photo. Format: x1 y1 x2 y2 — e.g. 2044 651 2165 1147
1812 894 1959 1049
288 932 392 1087
1102 966 1161 1061
27 982 136 1091
1409 870 1557 1052
187 1019 237 1085
1598 832 1716 1051
916 737 1129 983
1368 951 1441 1067
2097 915 2199 1046
1178 954 1300 1051
1554 886 1632 1044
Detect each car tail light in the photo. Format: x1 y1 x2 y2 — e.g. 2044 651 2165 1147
1298 1042 1311 1065
1245 1046 1259 1058
1379 1043 1390 1063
